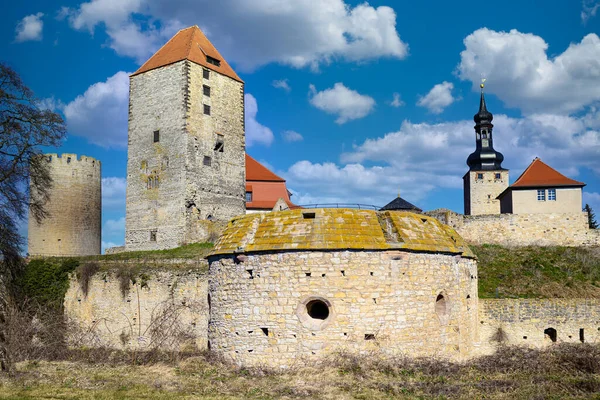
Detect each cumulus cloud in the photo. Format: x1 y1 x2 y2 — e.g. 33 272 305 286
309 83 375 124
64 0 408 70
282 130 303 142
102 177 127 210
245 93 274 147
272 79 291 92
417 81 455 114
63 71 130 148
284 111 600 208
104 217 125 238
582 0 600 23
390 92 405 108
15 13 44 42
458 28 600 115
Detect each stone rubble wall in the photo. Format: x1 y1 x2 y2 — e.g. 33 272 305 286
28 153 101 257
208 250 479 368
425 209 600 246
64 260 209 351
478 299 600 354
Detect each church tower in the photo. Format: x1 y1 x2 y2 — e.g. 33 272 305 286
463 84 508 215
125 26 246 251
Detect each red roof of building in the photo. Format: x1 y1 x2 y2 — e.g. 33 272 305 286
132 26 243 82
246 154 285 182
246 199 298 210
510 158 585 188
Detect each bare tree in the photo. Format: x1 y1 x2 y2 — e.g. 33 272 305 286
0 62 66 372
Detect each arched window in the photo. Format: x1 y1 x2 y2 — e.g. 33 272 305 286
435 293 449 324
544 327 557 342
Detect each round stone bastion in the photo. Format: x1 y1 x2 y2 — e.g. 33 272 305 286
207 209 479 368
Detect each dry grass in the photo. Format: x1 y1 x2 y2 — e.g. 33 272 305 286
1 344 600 399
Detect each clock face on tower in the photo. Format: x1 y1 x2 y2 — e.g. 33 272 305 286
482 139 489 148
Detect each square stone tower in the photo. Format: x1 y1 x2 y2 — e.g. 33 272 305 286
125 26 245 251
464 87 508 215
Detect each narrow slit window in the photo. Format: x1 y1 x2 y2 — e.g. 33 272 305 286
214 134 224 152
203 104 211 115
150 230 157 242
153 130 160 143
203 85 211 97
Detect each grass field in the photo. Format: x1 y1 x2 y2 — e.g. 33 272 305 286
1 344 600 399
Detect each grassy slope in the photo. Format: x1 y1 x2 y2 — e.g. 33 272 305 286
472 244 600 298
1 345 600 399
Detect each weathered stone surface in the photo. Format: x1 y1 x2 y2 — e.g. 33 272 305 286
478 299 600 353
64 261 209 350
427 209 600 246
208 248 479 368
125 60 245 251
463 170 509 216
28 153 101 256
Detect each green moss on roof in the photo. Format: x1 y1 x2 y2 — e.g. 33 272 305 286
210 209 475 258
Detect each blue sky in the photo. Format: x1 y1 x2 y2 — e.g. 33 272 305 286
3 0 600 252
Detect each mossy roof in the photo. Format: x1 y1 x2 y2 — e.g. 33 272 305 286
209 209 475 258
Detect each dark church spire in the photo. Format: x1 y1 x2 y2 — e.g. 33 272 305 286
466 81 505 171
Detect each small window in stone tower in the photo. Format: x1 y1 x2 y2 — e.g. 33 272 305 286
203 156 212 166
206 55 221 67
477 173 484 180
214 134 224 152
150 230 157 242
153 130 160 143
204 104 211 115
203 68 210 79
495 173 501 180
203 85 211 97
67 157 71 164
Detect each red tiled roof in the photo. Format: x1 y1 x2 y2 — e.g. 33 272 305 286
510 158 585 188
132 26 243 82
246 154 285 182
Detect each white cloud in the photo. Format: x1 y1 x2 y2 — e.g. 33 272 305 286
65 0 408 70
390 92 405 108
15 13 44 42
63 71 130 148
284 110 600 208
417 81 455 114
458 28 600 115
582 1 600 23
273 79 291 92
104 217 125 237
309 83 375 124
282 130 303 142
102 177 127 210
245 94 274 147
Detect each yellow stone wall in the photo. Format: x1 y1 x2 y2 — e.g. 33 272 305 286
28 153 101 256
64 262 208 350
208 250 479 368
463 170 509 215
511 187 582 214
478 299 600 354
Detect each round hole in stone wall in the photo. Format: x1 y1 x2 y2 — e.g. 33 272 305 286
306 299 329 320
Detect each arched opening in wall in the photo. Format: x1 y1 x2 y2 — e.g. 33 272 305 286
306 299 329 320
466 294 471 311
544 327 557 342
435 293 448 323
207 294 211 316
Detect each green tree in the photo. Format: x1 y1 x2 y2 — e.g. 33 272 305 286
584 204 598 229
0 62 66 372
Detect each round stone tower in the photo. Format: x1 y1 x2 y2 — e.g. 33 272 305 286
207 209 479 368
28 153 101 257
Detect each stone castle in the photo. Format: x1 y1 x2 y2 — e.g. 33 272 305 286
30 26 600 368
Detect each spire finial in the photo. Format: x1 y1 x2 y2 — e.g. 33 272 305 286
480 77 486 92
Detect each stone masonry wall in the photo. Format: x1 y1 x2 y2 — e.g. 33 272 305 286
426 210 600 246
28 153 101 256
64 261 209 351
125 60 246 251
478 299 600 355
183 61 245 243
463 170 509 216
126 62 188 250
208 250 479 368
